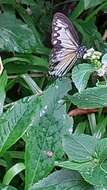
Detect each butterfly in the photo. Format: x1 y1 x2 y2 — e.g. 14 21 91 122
49 12 87 77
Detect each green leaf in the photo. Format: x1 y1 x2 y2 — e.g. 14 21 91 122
3 163 25 185
82 160 107 187
94 116 107 138
63 134 98 162
95 188 107 190
70 86 107 108
58 135 107 187
71 0 107 18
57 160 94 172
3 151 24 159
4 55 48 69
72 64 96 92
0 95 38 155
0 9 40 53
0 159 7 167
25 78 72 189
73 19 102 48
70 0 84 19
74 121 88 135
85 1 107 23
83 0 106 9
0 71 7 115
0 78 71 156
0 184 17 190
57 160 107 187
4 54 48 75
29 169 93 190
88 113 96 135
95 138 107 161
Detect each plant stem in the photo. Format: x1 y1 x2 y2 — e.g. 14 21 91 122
87 113 96 135
4 102 14 109
21 74 43 95
8 73 45 79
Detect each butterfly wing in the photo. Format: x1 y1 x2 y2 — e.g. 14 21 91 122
49 50 77 77
52 12 79 48
49 12 80 77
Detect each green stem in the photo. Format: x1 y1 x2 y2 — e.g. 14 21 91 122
21 74 43 95
88 113 96 135
4 102 14 109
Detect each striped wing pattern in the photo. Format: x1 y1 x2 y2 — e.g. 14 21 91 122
49 12 80 77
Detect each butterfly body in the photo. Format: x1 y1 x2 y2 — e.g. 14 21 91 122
77 46 87 58
49 12 87 77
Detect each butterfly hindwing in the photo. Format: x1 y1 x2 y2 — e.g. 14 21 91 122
49 50 77 77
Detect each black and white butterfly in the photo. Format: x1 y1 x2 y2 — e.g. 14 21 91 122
49 12 87 77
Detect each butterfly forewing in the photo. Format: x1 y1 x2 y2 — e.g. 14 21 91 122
52 12 79 48
49 12 86 77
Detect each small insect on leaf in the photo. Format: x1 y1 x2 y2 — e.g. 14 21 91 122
49 12 87 77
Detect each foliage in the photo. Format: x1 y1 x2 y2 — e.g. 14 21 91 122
0 0 107 190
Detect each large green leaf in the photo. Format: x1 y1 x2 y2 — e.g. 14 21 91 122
0 184 17 190
72 64 96 92
57 160 107 187
0 78 71 156
58 135 107 187
70 86 107 108
29 169 93 190
82 159 107 187
25 78 72 189
62 134 98 162
0 9 40 53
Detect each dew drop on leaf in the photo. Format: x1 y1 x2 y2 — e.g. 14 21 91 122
68 128 73 134
55 85 58 89
57 100 63 104
39 105 48 117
